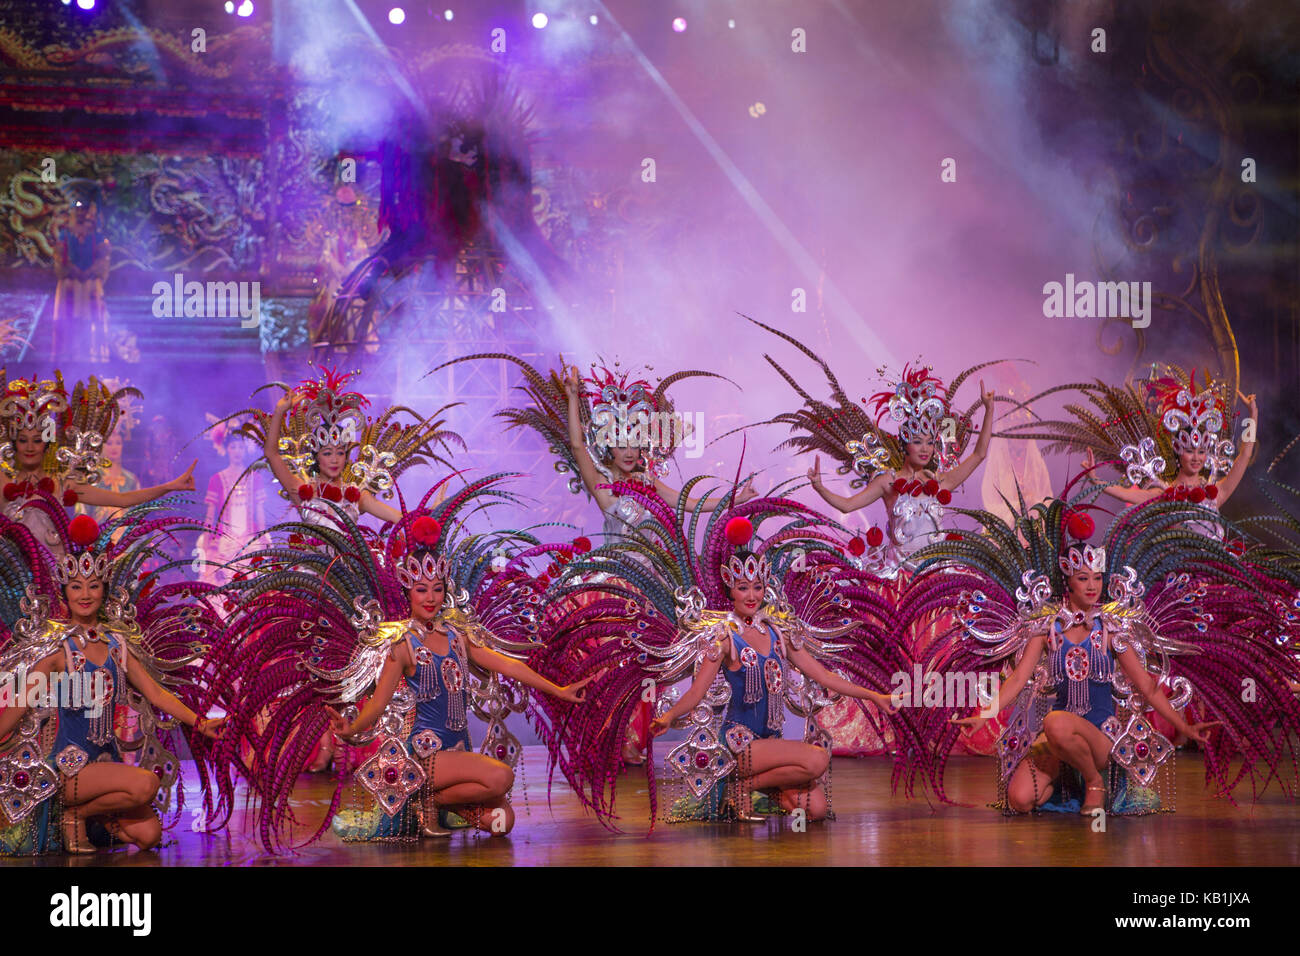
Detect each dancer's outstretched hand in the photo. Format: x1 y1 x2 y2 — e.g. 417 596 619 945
951 713 988 734
274 388 300 415
869 691 900 715
807 455 823 488
169 460 198 493
195 716 227 739
556 673 596 703
735 478 757 504
325 706 351 737
564 365 582 400
1184 720 1221 745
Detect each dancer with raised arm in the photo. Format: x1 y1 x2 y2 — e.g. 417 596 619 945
743 316 1005 754
1001 366 1256 541
217 366 460 536
0 374 195 569
431 353 753 763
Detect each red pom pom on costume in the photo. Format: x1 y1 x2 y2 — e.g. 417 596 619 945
322 484 343 503
62 489 78 507
724 516 754 546
573 536 592 553
892 478 907 494
410 516 442 547
68 514 99 547
37 477 54 494
910 483 924 497
535 573 551 588
2 482 18 501
1205 484 1219 500
936 488 952 505
344 486 361 503
1066 512 1095 540
923 479 940 496
866 527 885 548
945 533 965 542
547 562 560 577
1188 487 1206 504
847 536 866 557
389 537 406 558
297 484 314 501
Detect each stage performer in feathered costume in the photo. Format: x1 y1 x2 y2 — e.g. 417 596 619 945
898 488 1300 817
530 478 913 830
202 474 591 852
999 364 1256 542
740 315 1005 755
430 353 751 764
0 372 196 567
0 505 226 855
211 367 463 773
216 365 462 536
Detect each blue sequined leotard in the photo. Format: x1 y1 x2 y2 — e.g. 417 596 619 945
1048 616 1115 730
720 624 786 752
50 631 123 773
403 628 472 754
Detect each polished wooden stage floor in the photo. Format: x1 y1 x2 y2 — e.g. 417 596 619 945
6 747 1297 866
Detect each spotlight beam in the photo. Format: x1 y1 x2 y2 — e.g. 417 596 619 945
592 1 896 366
339 0 433 124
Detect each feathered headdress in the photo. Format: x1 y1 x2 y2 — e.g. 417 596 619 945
394 515 451 588
428 353 725 495
292 366 369 452
739 316 1004 482
717 516 770 590
1058 510 1105 575
56 514 110 583
0 372 67 441
58 376 143 486
870 364 949 446
212 367 463 507
583 361 677 476
997 365 1236 484
1147 367 1230 456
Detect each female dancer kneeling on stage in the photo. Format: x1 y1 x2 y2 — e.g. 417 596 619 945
649 549 897 821
327 546 592 836
952 542 1215 815
0 513 224 854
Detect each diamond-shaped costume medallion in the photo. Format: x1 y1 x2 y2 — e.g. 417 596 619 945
1110 714 1173 787
0 745 59 824
666 708 736 800
356 736 426 817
